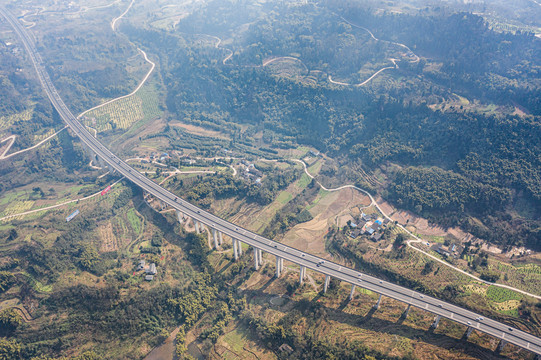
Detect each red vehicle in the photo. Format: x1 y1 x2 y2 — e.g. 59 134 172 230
101 185 112 196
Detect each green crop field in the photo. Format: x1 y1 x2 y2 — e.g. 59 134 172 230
20 272 53 293
516 264 541 275
0 108 33 134
126 208 142 235
486 286 522 303
83 81 162 132
275 191 293 205
1 200 34 219
297 173 312 189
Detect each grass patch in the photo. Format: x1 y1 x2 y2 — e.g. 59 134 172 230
297 173 312 189
486 285 522 303
307 161 322 176
20 272 53 293
126 208 142 235
275 191 293 205
306 188 330 211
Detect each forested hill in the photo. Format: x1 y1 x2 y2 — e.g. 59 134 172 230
125 1 541 250
328 0 541 116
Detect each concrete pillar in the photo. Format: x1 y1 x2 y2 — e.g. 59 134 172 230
374 294 383 310
374 294 383 309
280 258 283 273
258 249 263 265
496 339 507 353
323 275 330 294
194 220 200 234
232 239 238 261
349 284 356 300
403 304 411 318
253 247 259 270
238 241 243 256
276 256 282 277
218 231 223 245
176 210 183 223
431 315 441 329
299 265 305 284
212 228 218 249
464 326 474 339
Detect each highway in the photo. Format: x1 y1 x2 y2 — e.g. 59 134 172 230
1 6 540 356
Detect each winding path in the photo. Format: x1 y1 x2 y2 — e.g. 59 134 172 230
1 0 149 159
209 20 415 88
77 47 155 120
111 0 134 31
4 5 541 354
294 159 541 300
0 126 68 161
0 178 123 222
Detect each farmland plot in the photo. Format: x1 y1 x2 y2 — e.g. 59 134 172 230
83 82 161 132
0 108 33 135
1 200 34 220
99 222 119 253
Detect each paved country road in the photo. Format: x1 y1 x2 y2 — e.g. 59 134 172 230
1 6 540 356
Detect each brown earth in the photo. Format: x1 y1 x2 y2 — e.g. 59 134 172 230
171 121 230 140
281 188 370 258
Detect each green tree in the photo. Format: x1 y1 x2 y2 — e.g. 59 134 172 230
0 308 22 334
393 233 406 249
0 338 21 360
0 272 15 293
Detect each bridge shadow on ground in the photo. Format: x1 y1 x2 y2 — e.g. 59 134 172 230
242 284 514 360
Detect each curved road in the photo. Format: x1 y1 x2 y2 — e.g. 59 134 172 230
1 6 540 356
294 159 541 301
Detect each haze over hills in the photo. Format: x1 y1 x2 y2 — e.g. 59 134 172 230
0 0 540 359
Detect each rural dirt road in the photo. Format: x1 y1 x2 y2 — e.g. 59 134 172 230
295 159 541 300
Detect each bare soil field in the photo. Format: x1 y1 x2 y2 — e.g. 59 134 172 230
99 222 119 252
281 188 370 258
171 121 230 140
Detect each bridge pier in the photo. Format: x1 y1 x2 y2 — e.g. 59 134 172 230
232 239 239 261
323 275 330 294
403 304 411 318
218 231 223 245
212 228 218 249
349 284 356 300
496 339 507 353
253 247 260 270
430 315 441 329
275 256 283 278
374 294 383 310
194 220 200 234
299 265 306 284
238 240 243 256
464 326 474 340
